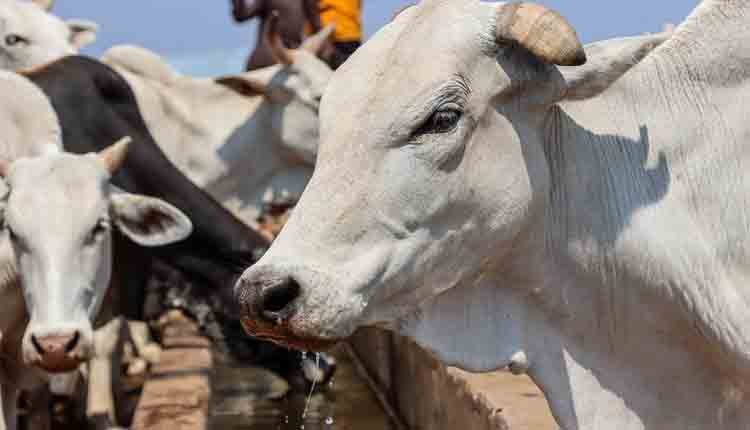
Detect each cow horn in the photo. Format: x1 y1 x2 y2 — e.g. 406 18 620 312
98 136 132 174
266 11 296 65
32 0 54 11
216 75 268 96
301 24 335 56
495 2 586 66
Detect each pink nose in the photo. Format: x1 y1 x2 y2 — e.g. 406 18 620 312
31 331 82 372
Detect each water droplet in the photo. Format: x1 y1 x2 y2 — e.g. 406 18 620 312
325 416 334 425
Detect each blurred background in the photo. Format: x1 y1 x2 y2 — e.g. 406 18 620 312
53 1 698 76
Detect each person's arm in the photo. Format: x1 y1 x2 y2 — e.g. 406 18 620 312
232 0 267 23
303 0 322 32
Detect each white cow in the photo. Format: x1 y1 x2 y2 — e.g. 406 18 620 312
0 0 97 71
236 1 750 429
0 4 331 226
101 19 335 224
0 71 192 430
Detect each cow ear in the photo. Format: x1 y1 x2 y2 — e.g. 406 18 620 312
559 32 670 102
67 19 98 50
215 75 268 97
110 192 193 247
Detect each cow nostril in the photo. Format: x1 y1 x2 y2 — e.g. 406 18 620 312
261 277 301 320
30 332 81 356
65 331 80 353
31 335 44 355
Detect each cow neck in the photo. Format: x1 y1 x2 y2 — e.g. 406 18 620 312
525 273 750 430
206 100 279 190
548 0 750 370
533 4 750 425
402 246 750 430
208 100 311 222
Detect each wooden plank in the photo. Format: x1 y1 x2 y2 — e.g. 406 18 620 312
131 312 212 430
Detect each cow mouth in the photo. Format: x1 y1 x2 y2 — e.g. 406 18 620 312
33 356 83 374
240 317 338 352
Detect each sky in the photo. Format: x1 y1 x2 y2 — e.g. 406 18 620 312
53 1 699 76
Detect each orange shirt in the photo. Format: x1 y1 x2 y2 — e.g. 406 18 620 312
319 0 362 42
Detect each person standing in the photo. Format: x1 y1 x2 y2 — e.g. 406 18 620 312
314 0 362 69
232 0 320 70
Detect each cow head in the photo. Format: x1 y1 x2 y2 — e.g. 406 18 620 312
0 0 98 71
234 1 669 354
0 138 192 373
216 14 335 166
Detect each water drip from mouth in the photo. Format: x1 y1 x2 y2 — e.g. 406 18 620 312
301 352 321 420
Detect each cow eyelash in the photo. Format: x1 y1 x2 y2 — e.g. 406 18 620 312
412 107 463 138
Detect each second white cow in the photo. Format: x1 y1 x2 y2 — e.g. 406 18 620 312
0 0 97 71
0 71 192 430
102 18 335 224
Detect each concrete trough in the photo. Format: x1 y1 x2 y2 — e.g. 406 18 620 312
350 328 556 430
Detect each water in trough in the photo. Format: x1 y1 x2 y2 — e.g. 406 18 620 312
210 345 394 430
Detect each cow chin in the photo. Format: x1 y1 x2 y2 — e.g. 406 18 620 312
239 316 339 352
32 355 84 374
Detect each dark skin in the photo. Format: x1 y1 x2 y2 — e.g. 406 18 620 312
232 0 322 70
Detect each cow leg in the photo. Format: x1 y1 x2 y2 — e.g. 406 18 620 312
1 384 18 430
87 318 125 426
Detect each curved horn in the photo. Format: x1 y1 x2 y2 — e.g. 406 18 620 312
301 24 335 56
215 75 268 96
32 0 54 11
496 2 586 66
98 136 132 174
265 11 296 65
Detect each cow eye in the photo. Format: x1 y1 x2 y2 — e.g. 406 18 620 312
416 108 462 136
4 34 28 47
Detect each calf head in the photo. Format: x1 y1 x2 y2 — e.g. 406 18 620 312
0 0 97 71
0 138 192 372
235 1 669 354
216 14 335 166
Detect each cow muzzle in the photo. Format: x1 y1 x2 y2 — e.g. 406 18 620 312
24 328 92 373
234 265 338 351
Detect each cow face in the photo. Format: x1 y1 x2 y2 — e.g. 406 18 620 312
0 140 192 373
234 1 665 350
0 0 97 71
216 20 336 167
